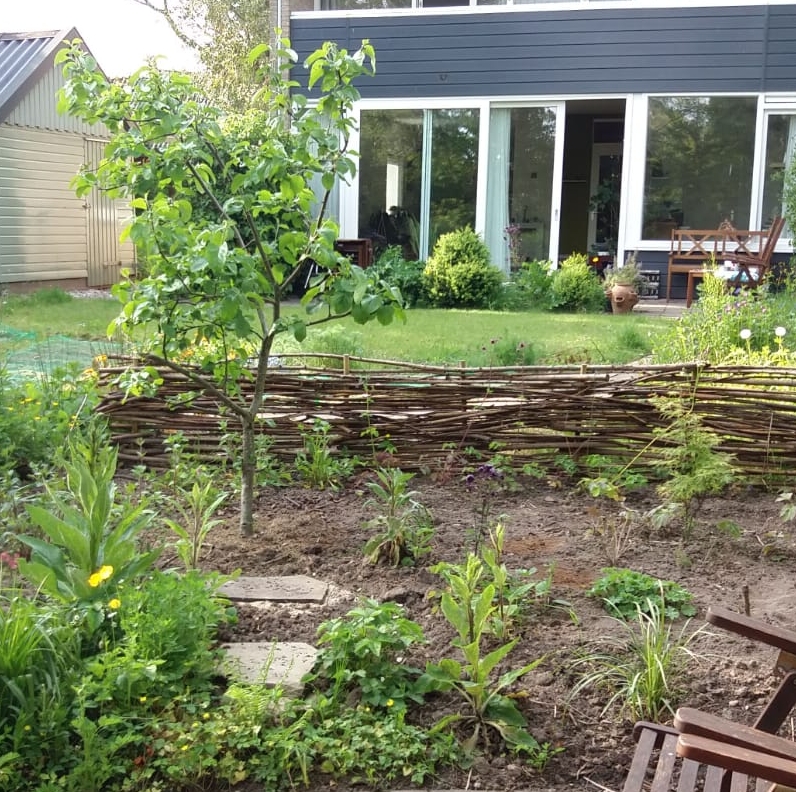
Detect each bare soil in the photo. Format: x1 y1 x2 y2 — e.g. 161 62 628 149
190 470 796 792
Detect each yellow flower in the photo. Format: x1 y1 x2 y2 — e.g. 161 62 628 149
202 713 210 720
23 725 31 732
139 696 147 703
386 699 394 707
108 598 121 610
88 564 114 587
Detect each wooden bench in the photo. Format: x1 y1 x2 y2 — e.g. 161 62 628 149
666 228 765 300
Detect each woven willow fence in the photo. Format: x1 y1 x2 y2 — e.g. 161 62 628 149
97 357 796 477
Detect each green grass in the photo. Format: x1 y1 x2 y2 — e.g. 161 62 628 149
0 289 120 340
0 289 671 368
279 308 670 366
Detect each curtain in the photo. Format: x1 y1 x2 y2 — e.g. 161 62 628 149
485 109 511 273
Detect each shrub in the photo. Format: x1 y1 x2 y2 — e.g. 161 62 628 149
505 259 554 310
549 253 607 313
423 226 503 308
371 246 428 307
0 364 99 479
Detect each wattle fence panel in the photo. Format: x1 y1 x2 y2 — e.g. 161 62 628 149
97 357 796 477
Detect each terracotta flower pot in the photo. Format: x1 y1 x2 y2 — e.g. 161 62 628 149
607 284 639 314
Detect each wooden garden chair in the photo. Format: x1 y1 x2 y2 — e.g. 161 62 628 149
624 709 796 792
706 605 796 733
724 216 786 291
622 606 796 792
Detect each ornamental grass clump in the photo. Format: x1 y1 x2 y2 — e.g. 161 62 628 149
569 597 708 721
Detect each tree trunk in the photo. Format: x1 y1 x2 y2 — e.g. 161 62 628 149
239 411 256 536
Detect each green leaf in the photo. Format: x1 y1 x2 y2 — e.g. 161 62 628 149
476 638 517 680
24 507 92 570
484 695 528 729
292 321 307 342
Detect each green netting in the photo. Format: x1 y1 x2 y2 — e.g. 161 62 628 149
1 325 121 380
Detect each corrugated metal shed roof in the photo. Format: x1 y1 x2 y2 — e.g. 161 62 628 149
0 28 78 122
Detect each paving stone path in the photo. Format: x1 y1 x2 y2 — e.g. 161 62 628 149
219 575 327 694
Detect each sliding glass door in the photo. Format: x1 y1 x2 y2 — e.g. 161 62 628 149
357 108 479 261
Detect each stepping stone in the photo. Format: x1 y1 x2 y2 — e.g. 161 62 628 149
219 575 328 603
222 641 318 695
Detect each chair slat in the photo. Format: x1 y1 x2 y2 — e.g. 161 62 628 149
676 757 700 792
624 727 658 792
650 733 678 792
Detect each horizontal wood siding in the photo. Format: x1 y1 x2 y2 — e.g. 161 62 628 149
0 125 87 282
765 6 796 90
291 4 779 98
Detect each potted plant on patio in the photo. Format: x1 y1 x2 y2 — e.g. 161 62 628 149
603 252 645 314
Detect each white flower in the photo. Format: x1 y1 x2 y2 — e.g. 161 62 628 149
775 326 787 338
740 328 752 340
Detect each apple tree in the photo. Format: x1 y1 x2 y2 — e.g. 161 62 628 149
56 39 403 535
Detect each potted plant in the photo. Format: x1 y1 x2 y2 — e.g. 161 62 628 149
603 252 645 314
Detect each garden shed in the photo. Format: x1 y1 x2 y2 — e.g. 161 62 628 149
0 28 135 291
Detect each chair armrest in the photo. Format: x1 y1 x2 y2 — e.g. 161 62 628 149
677 734 796 787
675 707 796 762
707 606 796 656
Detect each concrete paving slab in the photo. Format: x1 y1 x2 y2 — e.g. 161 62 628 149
221 641 318 695
220 575 328 603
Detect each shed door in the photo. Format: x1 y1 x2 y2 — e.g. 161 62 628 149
84 138 132 287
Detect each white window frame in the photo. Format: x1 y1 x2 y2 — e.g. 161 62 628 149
624 92 763 253
343 99 488 255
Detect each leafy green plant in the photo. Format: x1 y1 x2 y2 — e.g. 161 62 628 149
371 246 428 308
549 253 606 313
0 590 78 742
300 704 460 786
501 259 553 311
115 570 234 694
307 599 427 712
652 272 796 365
0 363 98 479
423 226 503 309
587 567 696 621
569 597 707 721
163 468 230 570
653 395 737 533
480 523 547 640
294 419 357 489
16 440 159 617
362 467 434 566
420 553 545 756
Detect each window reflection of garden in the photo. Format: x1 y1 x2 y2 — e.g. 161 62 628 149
643 96 757 239
357 108 479 259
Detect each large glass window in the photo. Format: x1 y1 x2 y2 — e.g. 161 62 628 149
761 114 796 235
357 108 479 259
485 107 556 269
642 96 757 239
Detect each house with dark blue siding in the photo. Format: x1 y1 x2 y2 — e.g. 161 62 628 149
288 0 796 296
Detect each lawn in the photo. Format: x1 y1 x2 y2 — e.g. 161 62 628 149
0 289 671 368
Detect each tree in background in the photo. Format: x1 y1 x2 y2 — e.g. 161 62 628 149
132 0 272 110
57 38 402 535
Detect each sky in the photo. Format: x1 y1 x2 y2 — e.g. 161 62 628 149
1 0 199 76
